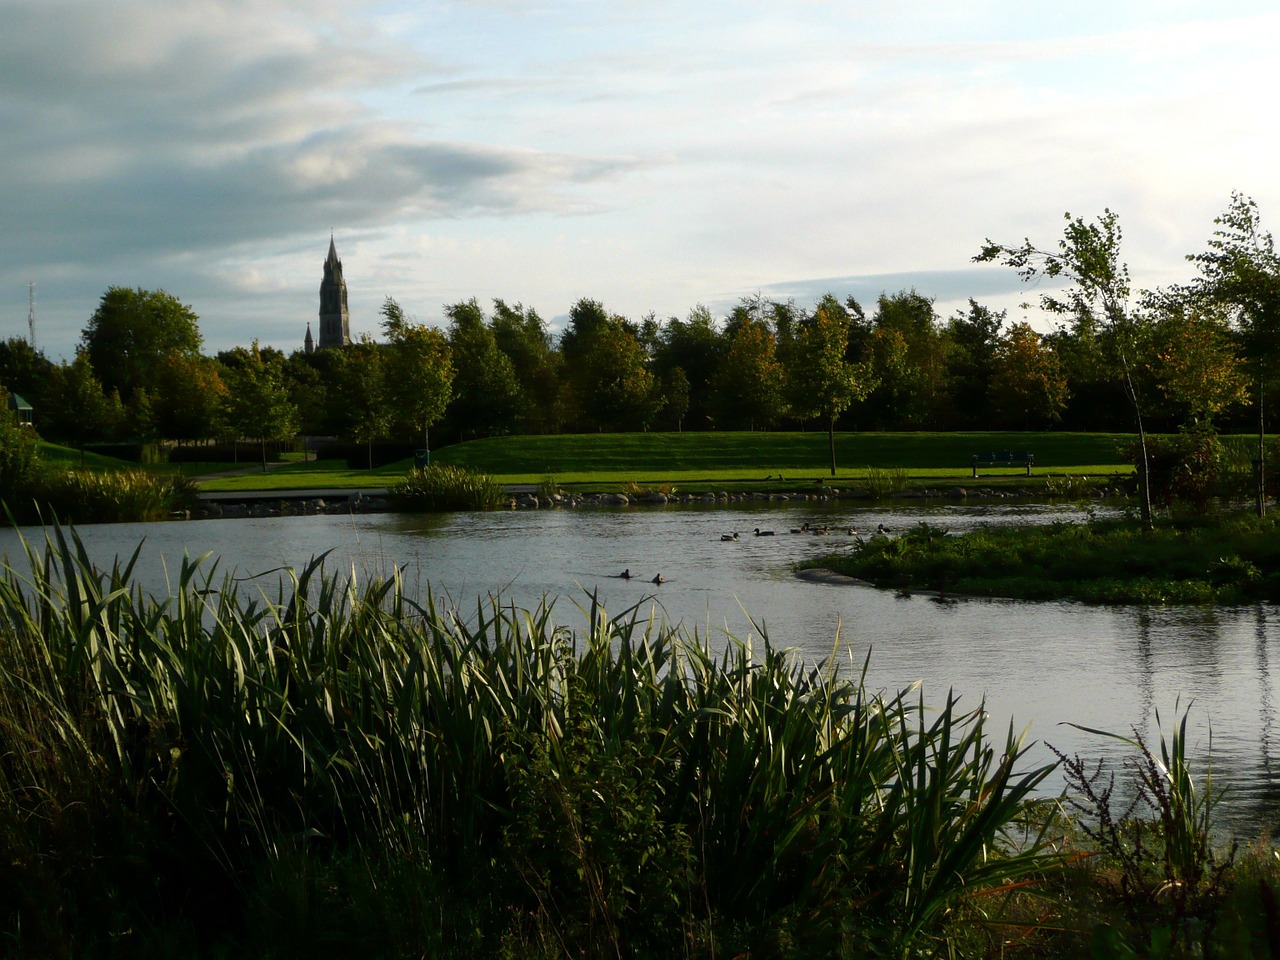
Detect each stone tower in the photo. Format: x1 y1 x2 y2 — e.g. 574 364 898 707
318 236 351 349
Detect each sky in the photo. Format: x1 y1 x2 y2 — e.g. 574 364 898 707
3 0 1279 361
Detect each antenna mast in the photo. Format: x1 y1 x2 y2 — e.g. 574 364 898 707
28 282 36 349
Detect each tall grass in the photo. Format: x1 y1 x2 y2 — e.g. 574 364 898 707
0 528 1063 956
3 468 196 525
389 463 504 511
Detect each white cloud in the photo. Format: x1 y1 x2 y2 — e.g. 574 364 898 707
3 0 1279 360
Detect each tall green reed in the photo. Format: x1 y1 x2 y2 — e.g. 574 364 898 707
389 463 504 511
0 526 1064 956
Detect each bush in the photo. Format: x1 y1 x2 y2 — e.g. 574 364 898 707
37 469 196 523
1123 429 1224 513
390 464 504 511
0 386 42 504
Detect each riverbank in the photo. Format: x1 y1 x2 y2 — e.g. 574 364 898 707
190 479 1083 520
801 513 1280 604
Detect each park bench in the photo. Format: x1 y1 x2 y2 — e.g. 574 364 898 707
970 451 1034 478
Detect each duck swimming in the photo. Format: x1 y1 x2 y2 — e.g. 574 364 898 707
721 532 739 541
754 528 775 536
651 573 665 585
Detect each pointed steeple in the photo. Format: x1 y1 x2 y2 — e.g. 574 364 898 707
304 322 315 354
318 236 351 349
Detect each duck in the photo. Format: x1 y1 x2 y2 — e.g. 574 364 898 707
651 573 665 585
754 528 775 537
877 523 893 535
618 568 633 579
721 532 739 542
846 527 858 536
790 522 810 534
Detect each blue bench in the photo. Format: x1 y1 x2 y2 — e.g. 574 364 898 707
971 451 1034 478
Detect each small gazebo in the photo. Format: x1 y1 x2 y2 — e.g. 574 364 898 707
7 392 33 427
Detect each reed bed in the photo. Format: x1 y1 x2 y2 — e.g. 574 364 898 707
389 463 505 511
0 528 1062 957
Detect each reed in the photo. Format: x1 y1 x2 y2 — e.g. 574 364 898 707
389 463 505 511
0 528 1063 956
865 464 909 499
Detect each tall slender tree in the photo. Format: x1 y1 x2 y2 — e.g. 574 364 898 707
977 211 1155 526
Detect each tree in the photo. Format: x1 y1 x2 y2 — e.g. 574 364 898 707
559 299 657 431
0 338 54 410
382 297 454 449
334 336 389 469
785 295 877 475
1181 192 1280 516
714 316 787 430
653 305 723 430
1146 306 1248 427
152 351 227 445
864 291 949 428
943 300 1005 428
445 299 522 438
81 287 202 402
221 343 298 471
40 352 119 463
491 299 561 434
977 211 1156 526
988 323 1068 428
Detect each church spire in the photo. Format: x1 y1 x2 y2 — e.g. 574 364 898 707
317 236 351 349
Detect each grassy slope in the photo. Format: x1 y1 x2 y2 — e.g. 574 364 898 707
194 430 1137 491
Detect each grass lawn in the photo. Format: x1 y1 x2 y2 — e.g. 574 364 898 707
59 429 1261 493
190 430 1148 491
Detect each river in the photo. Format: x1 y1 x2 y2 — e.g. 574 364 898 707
3 499 1277 838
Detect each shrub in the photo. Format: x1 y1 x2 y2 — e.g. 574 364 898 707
37 469 196 523
1122 429 1224 513
0 388 43 502
389 464 504 511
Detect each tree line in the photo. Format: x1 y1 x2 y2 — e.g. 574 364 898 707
2 193 1278 470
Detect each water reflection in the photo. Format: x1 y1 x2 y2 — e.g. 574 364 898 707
2 499 1278 837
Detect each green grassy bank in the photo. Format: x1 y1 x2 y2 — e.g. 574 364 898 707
805 514 1280 605
196 430 1143 492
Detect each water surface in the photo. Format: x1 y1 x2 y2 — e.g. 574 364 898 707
3 500 1276 837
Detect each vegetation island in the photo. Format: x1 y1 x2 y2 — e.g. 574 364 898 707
4 200 1280 956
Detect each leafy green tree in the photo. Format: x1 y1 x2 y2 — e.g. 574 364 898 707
491 299 561 434
943 300 1005 428
152 351 227 445
988 323 1069 428
382 297 454 449
560 299 657 431
786 295 877 475
0 338 54 410
653 305 723 430
41 353 119 463
1180 192 1280 515
445 299 522 438
334 336 389 469
864 291 949 428
1146 306 1248 428
714 316 787 430
221 343 298 471
660 366 691 431
977 210 1155 526
81 287 202 402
